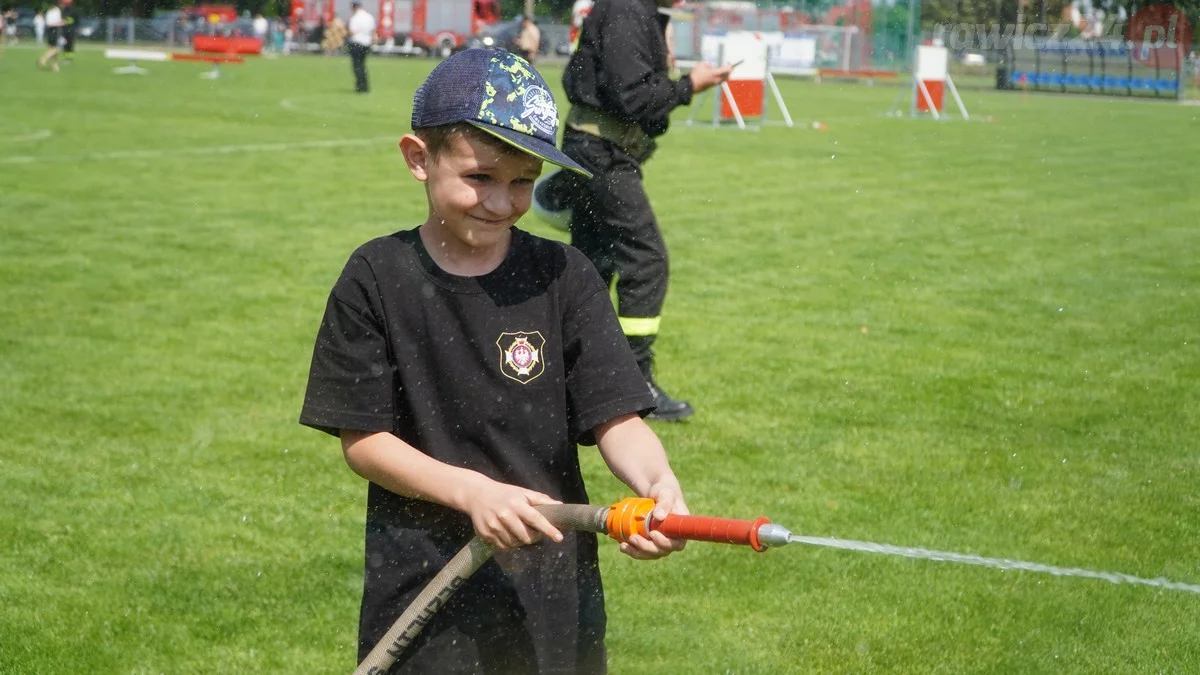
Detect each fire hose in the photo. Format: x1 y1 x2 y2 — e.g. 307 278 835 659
355 497 793 675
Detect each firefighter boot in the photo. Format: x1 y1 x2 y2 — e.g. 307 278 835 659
646 375 695 422
631 341 694 422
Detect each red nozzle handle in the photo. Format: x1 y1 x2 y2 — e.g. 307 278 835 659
652 514 772 552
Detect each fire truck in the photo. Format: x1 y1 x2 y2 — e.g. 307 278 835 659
292 0 500 56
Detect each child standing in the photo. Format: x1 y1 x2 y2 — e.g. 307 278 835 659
300 49 689 673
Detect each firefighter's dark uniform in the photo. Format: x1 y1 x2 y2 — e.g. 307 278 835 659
60 3 75 61
551 0 695 420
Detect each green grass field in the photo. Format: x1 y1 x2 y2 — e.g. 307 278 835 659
2 44 1199 673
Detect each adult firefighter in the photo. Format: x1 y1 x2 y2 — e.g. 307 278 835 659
533 0 733 422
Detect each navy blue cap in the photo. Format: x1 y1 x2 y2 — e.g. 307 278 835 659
411 49 590 178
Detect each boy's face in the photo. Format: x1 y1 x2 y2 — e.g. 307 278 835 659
402 129 543 253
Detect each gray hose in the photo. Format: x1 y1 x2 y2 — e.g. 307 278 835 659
354 503 610 675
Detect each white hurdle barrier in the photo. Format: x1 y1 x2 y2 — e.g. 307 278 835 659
103 48 245 79
104 48 171 75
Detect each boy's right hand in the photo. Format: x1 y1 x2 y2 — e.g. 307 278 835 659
460 475 564 551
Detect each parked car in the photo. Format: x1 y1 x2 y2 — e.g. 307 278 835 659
76 17 103 40
9 7 37 38
464 16 563 58
465 15 523 54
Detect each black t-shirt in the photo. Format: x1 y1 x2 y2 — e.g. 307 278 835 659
300 227 654 673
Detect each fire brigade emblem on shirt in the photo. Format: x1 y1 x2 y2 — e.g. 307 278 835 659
497 331 545 384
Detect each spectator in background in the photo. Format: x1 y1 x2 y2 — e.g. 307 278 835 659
664 19 676 75
38 0 64 71
252 12 268 48
0 8 16 45
34 10 45 45
322 15 346 56
346 0 375 93
516 16 540 63
568 0 592 53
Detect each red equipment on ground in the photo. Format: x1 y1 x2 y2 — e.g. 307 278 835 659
193 34 263 55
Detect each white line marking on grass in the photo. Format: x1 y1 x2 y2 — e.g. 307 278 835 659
0 136 398 164
0 129 53 143
280 97 387 121
790 535 1200 594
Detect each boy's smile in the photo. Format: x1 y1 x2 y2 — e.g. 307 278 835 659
402 128 544 275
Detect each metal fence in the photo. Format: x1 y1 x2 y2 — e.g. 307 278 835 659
669 0 919 75
997 37 1185 100
29 16 272 49
52 15 569 58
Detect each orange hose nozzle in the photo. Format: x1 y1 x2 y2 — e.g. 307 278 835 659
605 497 656 543
604 499 776 552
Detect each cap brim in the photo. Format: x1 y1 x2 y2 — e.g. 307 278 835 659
466 121 592 179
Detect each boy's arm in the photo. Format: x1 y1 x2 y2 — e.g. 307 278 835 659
594 413 689 560
341 430 564 550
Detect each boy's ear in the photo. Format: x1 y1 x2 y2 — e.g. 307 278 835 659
399 134 430 182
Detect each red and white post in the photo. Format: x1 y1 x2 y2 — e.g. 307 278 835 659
687 30 793 130
910 44 969 120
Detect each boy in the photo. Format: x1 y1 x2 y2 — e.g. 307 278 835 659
300 49 690 674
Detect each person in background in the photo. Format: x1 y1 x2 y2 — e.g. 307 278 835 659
59 0 75 64
252 12 269 51
34 9 45 45
515 16 540 63
37 0 64 71
322 15 346 56
346 0 375 93
664 17 677 77
530 0 733 422
568 0 592 53
0 8 17 45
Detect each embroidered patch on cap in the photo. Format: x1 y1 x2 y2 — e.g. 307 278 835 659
478 54 559 141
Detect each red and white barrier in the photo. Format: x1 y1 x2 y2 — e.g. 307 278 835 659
905 44 969 120
104 48 246 78
915 45 947 113
689 30 793 130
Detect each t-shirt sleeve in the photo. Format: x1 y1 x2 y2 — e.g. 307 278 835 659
299 253 396 437
561 249 656 445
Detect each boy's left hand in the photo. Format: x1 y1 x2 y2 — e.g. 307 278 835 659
619 481 689 560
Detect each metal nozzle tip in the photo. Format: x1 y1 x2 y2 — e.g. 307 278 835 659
757 523 793 548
